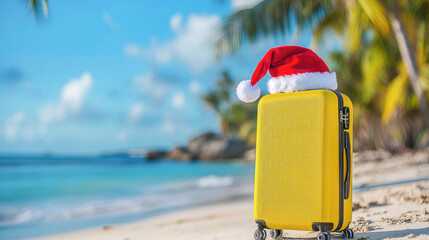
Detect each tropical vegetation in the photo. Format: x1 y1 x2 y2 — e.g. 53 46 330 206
29 0 48 16
202 71 258 145
215 0 429 150
29 0 429 150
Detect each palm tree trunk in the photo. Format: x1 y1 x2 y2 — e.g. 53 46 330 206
390 0 429 126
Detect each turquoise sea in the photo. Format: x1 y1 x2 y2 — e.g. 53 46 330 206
0 155 254 239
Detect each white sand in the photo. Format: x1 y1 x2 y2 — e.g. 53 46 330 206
34 150 429 240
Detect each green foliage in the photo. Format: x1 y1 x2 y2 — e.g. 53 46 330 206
29 0 49 16
202 71 258 144
217 0 333 56
381 65 408 123
217 0 429 150
239 120 257 145
356 0 390 36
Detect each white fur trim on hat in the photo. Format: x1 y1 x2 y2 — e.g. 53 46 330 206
236 80 261 103
267 72 337 94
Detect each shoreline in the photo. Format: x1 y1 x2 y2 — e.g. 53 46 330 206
32 149 429 240
0 159 255 240
33 180 429 240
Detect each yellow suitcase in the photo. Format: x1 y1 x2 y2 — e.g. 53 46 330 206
254 90 353 240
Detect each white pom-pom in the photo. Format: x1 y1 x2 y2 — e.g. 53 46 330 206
236 80 261 103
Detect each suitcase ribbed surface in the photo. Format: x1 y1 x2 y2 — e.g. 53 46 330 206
254 90 352 231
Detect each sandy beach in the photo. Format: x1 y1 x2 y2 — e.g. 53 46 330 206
34 150 429 240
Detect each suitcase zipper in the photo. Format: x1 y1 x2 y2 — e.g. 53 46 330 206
344 131 351 199
331 91 345 232
342 106 351 199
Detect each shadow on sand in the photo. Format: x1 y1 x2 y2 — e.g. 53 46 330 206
276 226 429 239
357 227 429 239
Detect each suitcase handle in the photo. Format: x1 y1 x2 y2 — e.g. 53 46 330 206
344 131 351 199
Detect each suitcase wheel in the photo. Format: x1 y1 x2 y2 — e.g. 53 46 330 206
269 229 282 239
254 229 266 240
317 232 331 240
341 228 354 239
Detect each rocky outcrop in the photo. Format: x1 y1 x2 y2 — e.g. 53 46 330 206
145 132 250 162
145 151 167 161
187 132 218 155
166 147 194 162
187 133 248 160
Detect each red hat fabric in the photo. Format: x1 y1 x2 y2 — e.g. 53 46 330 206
236 45 337 102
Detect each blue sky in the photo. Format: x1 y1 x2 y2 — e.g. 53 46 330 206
0 0 314 154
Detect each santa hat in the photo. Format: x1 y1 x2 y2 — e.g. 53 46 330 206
236 45 337 103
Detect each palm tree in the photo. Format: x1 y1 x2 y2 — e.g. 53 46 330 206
29 0 49 16
217 0 429 127
202 71 258 143
389 0 429 124
202 71 234 134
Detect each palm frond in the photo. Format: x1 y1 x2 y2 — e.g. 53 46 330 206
361 36 392 102
405 0 429 23
29 0 49 16
202 92 221 114
312 10 346 47
420 64 429 91
381 65 409 123
415 18 429 67
346 3 366 52
42 0 49 16
217 0 331 55
356 0 390 36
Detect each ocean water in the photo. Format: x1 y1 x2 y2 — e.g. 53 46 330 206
0 155 254 239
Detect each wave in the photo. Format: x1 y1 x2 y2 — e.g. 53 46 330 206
197 175 234 188
0 175 253 227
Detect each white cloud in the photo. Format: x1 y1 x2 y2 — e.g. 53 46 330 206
60 72 93 113
189 81 201 94
129 103 144 123
4 111 25 141
133 73 167 100
231 0 262 10
3 111 43 141
162 121 175 134
124 43 144 58
149 14 221 73
40 72 93 124
152 44 172 63
171 92 185 109
39 104 62 125
170 13 183 32
102 12 120 30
